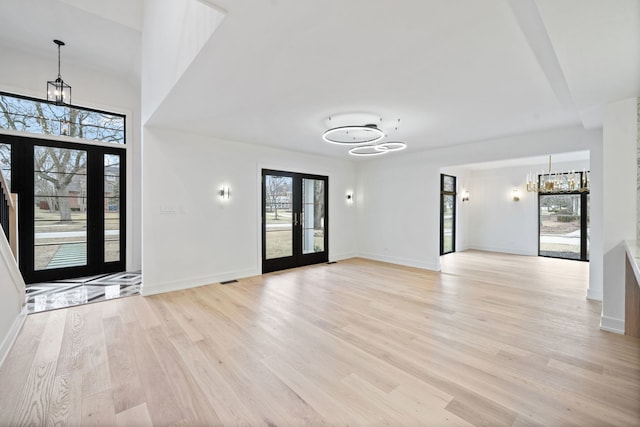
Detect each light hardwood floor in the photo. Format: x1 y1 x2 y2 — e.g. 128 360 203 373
1 251 639 426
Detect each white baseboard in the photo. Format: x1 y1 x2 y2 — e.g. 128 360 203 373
329 252 357 262
141 267 259 296
357 252 440 271
586 288 603 301
600 316 624 334
0 306 27 369
467 245 536 257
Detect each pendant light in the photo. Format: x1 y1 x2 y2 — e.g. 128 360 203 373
47 39 72 105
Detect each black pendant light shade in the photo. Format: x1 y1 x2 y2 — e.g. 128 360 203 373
47 39 71 105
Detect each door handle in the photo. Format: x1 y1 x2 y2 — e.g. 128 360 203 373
294 212 299 226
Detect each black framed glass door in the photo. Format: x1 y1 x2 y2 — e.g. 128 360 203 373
538 173 589 261
440 174 456 255
5 134 126 283
262 169 328 273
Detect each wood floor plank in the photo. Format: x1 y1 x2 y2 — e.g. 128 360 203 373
128 321 184 426
145 325 224 426
81 390 116 426
1 251 639 426
0 313 50 418
81 303 112 399
9 361 57 426
47 309 86 426
115 402 153 427
102 315 146 414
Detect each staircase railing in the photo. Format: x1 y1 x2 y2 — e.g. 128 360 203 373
0 172 17 260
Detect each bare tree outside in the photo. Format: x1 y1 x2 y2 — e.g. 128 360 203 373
34 146 86 221
313 180 324 229
264 175 293 259
265 175 290 220
0 94 125 142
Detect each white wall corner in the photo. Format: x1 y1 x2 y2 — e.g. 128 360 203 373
586 288 603 301
600 315 625 335
330 252 358 262
357 252 441 272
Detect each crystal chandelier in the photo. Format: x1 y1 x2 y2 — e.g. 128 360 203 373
526 155 589 193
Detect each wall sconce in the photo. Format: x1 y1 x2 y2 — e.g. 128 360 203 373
346 192 355 205
512 188 521 201
461 190 469 202
218 186 230 199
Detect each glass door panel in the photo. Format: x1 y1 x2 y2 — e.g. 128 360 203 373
265 174 293 260
441 194 454 254
104 154 121 263
539 194 581 260
33 146 88 270
440 174 456 255
302 178 325 254
0 143 11 190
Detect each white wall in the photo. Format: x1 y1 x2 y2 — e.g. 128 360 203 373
601 97 638 333
356 125 602 277
141 0 224 123
0 44 143 271
141 126 357 295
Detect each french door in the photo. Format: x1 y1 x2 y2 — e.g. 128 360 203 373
6 135 126 283
262 169 328 273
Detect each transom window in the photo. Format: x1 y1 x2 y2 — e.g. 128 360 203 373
0 92 125 144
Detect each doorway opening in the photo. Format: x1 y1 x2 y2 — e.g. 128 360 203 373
0 92 136 311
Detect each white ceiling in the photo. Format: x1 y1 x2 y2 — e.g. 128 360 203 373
0 0 143 84
1 0 638 159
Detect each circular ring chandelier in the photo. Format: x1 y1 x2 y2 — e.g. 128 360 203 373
322 124 385 145
375 141 407 152
323 117 408 157
348 145 389 156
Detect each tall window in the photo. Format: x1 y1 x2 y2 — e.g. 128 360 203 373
538 172 589 261
440 174 456 255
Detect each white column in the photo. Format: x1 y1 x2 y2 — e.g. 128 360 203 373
601 97 638 333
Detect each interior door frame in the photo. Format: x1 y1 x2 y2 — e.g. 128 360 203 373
262 169 329 273
9 134 126 283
